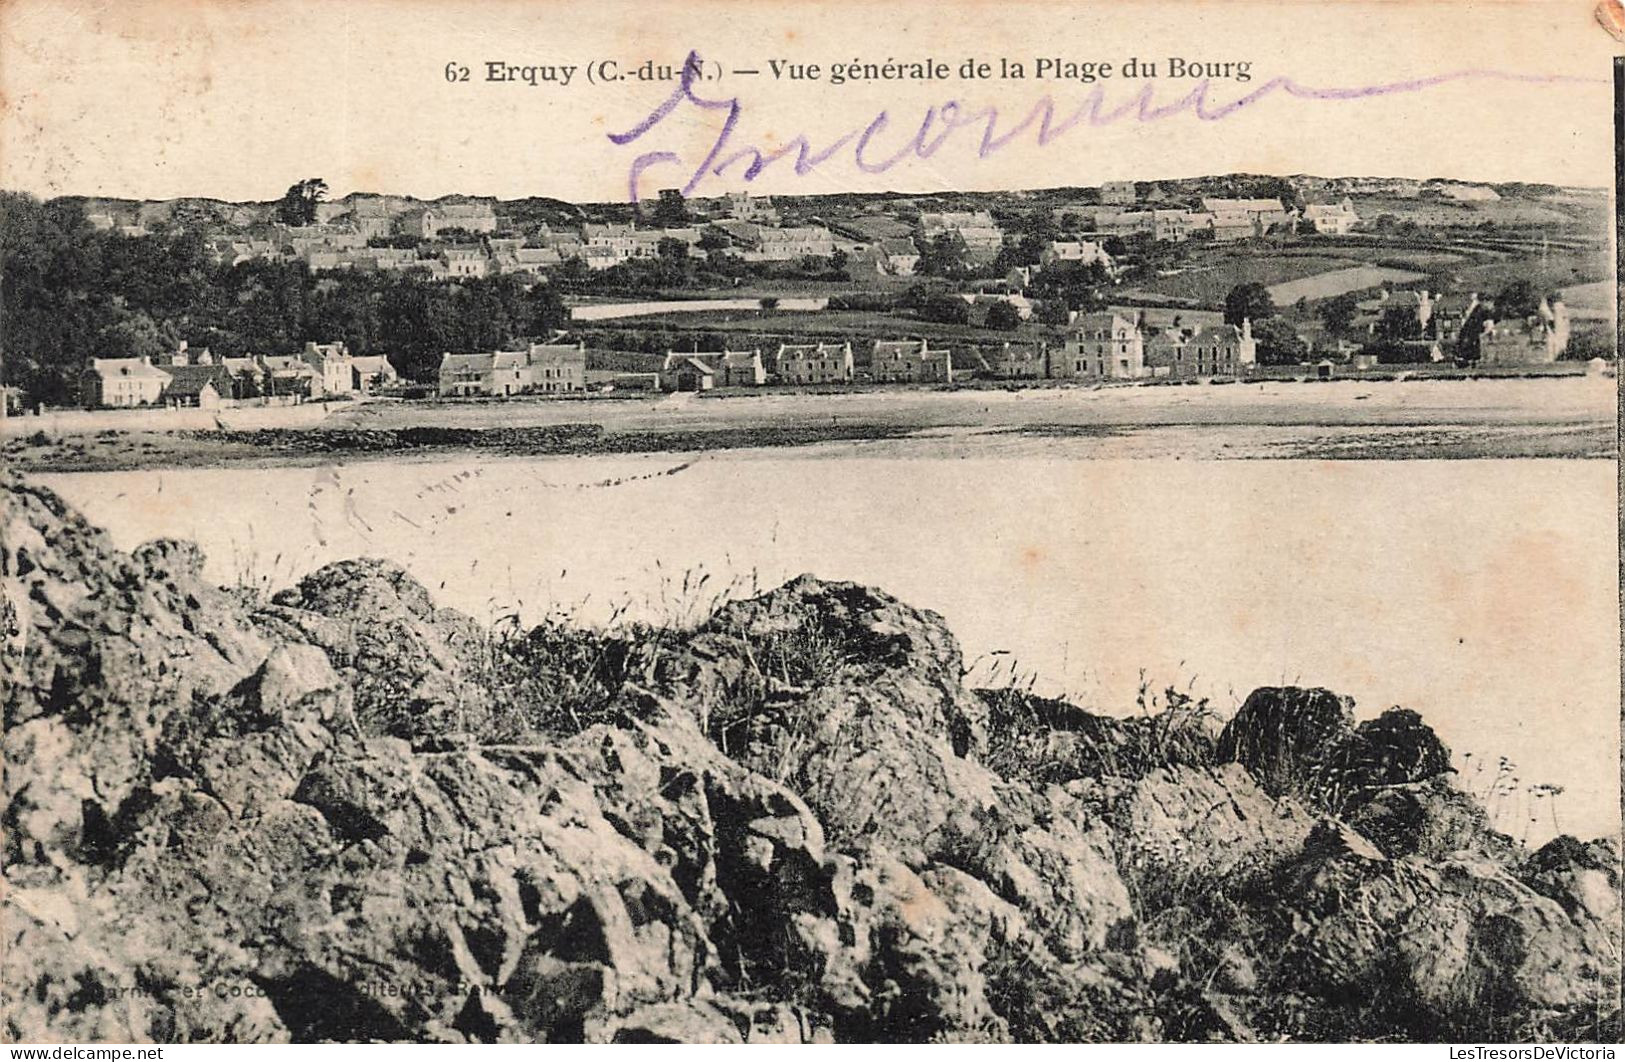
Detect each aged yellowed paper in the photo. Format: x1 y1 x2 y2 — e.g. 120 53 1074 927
1 0 1620 1047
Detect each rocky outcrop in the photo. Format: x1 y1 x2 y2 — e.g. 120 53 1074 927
2 476 1619 1043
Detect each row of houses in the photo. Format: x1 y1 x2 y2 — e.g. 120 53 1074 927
80 342 398 408
206 194 1348 283
1072 197 1358 243
657 342 971 391
1057 313 1259 380
437 342 588 397
659 315 1260 391
1353 288 1572 363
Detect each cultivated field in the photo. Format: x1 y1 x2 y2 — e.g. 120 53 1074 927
1266 265 1424 305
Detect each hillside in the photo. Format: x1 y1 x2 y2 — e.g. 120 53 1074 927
1 475 1619 1043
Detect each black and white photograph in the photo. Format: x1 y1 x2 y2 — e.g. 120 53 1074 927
1 0 1621 1048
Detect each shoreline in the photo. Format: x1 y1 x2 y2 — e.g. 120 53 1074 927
6 374 1618 471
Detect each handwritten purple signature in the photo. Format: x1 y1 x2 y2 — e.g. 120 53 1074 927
608 50 1601 202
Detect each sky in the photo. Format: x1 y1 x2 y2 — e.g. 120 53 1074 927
0 0 1619 202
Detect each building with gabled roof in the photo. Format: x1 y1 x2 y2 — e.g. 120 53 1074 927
1200 198 1296 241
660 349 765 389
1478 298 1569 366
1304 198 1360 234
1056 311 1145 380
869 339 958 384
300 341 354 395
524 341 587 393
987 341 1049 380
160 363 234 408
349 356 399 394
660 355 716 392
81 357 171 408
437 351 528 397
1180 320 1258 377
774 342 854 385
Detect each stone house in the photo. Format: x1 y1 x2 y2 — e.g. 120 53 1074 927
661 356 715 392
1056 312 1145 379
1039 240 1114 272
81 357 171 408
869 340 957 384
1304 198 1360 234
876 237 920 276
1144 327 1190 378
986 342 1049 380
300 341 354 395
349 356 399 394
160 364 233 409
1178 321 1258 377
1430 293 1480 346
774 342 854 385
1200 198 1297 241
437 351 528 397
1100 180 1137 205
660 350 765 390
442 245 490 279
1478 298 1570 366
524 342 588 393
258 356 323 399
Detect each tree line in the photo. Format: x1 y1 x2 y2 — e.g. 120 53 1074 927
0 192 567 406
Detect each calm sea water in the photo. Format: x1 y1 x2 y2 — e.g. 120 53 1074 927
39 452 1620 845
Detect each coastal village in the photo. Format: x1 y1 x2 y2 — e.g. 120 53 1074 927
10 172 1610 414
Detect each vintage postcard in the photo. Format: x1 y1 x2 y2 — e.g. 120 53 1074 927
1 0 1620 1048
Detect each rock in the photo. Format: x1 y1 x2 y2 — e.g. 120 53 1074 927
1342 709 1454 787
1345 777 1515 861
255 558 494 741
1520 836 1622 960
1217 694 1458 820
979 688 1220 786
2 478 268 871
1216 687 1353 802
1106 763 1317 896
3 475 1617 1044
1262 838 1617 1039
131 538 207 582
653 577 1135 963
1213 944 1258 995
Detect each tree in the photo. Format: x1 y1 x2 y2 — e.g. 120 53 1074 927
1494 279 1540 321
650 188 690 228
698 227 730 254
1224 282 1276 326
917 233 971 280
522 285 568 339
96 312 177 360
1455 304 1491 363
1317 292 1360 336
276 178 327 227
907 286 970 325
984 301 1021 330
1252 317 1308 366
1376 304 1423 342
